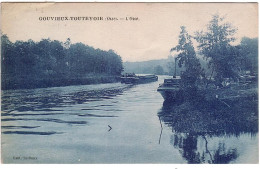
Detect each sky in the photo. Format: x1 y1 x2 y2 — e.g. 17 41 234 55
1 3 258 62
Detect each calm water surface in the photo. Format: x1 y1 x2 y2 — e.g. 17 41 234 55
1 76 258 163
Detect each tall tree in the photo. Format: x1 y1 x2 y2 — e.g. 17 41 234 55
171 26 204 87
1 34 14 76
195 14 239 86
239 37 258 74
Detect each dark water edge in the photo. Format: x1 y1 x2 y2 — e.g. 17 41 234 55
1 74 120 90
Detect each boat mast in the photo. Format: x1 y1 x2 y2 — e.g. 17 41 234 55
174 57 177 78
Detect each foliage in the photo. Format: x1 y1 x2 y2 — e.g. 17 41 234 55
1 35 123 89
171 26 204 87
238 37 258 74
195 14 240 85
159 82 258 136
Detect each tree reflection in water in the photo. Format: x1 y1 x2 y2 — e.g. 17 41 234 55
171 133 238 164
158 97 258 164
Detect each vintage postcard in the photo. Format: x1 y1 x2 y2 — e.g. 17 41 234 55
0 2 258 164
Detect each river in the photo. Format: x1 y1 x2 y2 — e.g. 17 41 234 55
1 75 258 163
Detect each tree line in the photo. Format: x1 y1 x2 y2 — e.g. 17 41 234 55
1 36 123 89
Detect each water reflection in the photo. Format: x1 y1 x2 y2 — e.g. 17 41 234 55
158 97 258 164
2 131 63 135
2 83 130 113
170 133 238 164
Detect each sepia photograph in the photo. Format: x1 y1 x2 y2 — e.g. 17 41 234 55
0 2 259 164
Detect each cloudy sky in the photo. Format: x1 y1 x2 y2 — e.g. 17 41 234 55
1 3 258 62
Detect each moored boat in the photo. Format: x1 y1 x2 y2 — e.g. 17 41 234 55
157 76 182 101
121 73 158 84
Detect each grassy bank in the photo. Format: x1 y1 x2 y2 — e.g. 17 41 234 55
159 82 258 136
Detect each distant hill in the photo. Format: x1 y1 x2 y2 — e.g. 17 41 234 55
123 55 210 76
123 58 171 75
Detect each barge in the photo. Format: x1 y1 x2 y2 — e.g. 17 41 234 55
157 76 182 101
121 73 158 84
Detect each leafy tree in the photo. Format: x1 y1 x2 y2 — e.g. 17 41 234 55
238 37 258 74
63 38 71 49
171 26 204 87
195 14 240 86
1 35 14 76
107 49 123 75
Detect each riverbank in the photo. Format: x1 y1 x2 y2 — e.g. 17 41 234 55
159 82 258 135
1 73 121 90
